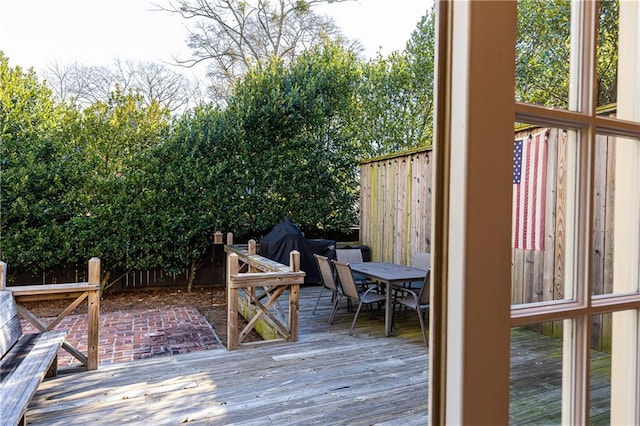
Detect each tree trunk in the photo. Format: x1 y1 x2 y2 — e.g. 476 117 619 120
187 261 196 293
100 270 111 295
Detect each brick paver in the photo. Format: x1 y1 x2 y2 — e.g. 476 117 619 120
21 307 224 367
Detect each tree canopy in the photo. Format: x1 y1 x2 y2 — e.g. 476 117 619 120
0 53 84 271
222 41 362 235
516 0 618 108
0 42 365 289
353 9 434 157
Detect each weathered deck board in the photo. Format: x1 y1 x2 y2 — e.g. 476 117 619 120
27 286 611 425
27 286 428 425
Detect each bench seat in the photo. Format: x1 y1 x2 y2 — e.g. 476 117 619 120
1 291 66 426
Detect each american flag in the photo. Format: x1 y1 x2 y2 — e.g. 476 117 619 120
512 131 547 251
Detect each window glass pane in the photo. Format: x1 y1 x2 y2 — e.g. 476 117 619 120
590 313 612 425
591 310 640 424
592 133 615 296
596 0 618 110
511 126 578 305
612 1 640 122
608 309 640 423
510 322 564 424
597 135 640 295
516 0 572 110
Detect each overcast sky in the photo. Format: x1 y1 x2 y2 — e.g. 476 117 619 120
0 0 429 80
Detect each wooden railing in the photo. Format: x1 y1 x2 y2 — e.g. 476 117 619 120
0 258 101 370
225 235 305 350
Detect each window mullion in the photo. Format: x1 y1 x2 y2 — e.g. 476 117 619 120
567 1 598 423
562 315 591 425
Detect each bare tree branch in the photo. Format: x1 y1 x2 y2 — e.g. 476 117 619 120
154 0 355 102
42 60 198 113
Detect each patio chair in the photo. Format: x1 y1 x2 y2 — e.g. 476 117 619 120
335 248 365 263
332 260 386 336
312 254 341 323
404 251 431 290
391 251 430 315
411 251 431 271
393 271 431 347
335 248 373 288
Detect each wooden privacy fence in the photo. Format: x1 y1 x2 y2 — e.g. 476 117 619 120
360 122 616 351
0 258 101 370
225 235 305 350
360 147 433 265
511 127 615 351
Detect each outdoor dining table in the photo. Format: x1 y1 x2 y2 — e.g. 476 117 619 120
349 261 428 337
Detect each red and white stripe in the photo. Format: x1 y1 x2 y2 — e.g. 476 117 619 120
512 131 547 251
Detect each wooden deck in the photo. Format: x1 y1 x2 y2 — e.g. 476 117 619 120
27 286 611 425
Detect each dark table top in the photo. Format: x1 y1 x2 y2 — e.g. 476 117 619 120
349 262 427 284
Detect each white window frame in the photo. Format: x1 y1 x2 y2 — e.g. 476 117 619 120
430 0 640 424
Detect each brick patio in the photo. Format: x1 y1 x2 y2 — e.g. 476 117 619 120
22 307 224 367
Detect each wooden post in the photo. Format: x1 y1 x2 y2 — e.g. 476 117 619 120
87 257 100 370
0 261 6 290
212 231 226 286
289 251 300 342
248 239 257 273
227 232 234 245
290 250 300 273
227 253 239 350
247 239 257 298
214 231 223 244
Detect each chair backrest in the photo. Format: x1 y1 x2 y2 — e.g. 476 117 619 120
0 291 22 357
332 260 360 300
314 254 337 292
418 270 431 306
335 248 364 264
411 252 431 271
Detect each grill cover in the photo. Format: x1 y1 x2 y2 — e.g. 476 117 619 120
258 218 335 284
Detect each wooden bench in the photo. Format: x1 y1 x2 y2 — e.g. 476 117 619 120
0 290 67 426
